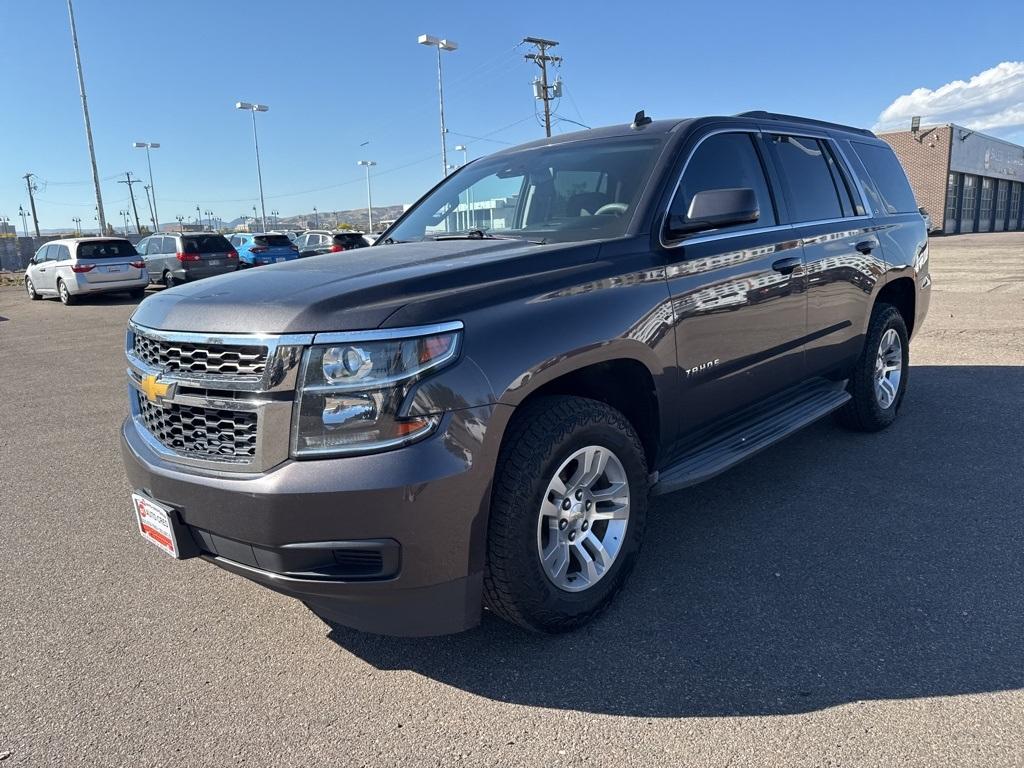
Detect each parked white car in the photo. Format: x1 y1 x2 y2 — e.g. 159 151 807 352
24 237 148 305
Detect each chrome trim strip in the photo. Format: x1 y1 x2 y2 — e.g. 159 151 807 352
128 321 314 348
312 320 464 345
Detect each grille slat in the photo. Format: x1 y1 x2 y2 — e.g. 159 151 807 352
136 392 258 460
133 332 268 377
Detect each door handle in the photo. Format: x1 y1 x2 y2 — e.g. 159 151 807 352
771 256 801 275
855 239 878 254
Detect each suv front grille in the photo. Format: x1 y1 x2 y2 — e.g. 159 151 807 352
132 331 267 377
136 391 258 459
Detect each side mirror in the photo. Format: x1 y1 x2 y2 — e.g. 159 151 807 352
667 187 759 237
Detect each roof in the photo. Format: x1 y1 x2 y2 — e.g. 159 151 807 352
42 236 131 246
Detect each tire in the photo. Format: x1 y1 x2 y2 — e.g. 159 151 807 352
835 303 909 432
483 396 649 633
25 277 40 301
128 287 146 300
58 279 77 306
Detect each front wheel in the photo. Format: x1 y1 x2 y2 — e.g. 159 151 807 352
835 304 909 432
483 396 648 633
25 277 40 300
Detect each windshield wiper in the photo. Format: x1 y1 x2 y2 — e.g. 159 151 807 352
432 229 545 244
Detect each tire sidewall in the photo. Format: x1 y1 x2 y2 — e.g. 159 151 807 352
501 413 648 620
58 280 71 305
860 307 910 425
26 278 36 299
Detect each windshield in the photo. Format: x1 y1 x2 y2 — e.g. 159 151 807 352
76 240 137 259
386 136 663 245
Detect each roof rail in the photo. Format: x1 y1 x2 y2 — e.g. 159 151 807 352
736 110 875 138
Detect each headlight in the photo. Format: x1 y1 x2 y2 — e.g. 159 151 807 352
291 325 462 457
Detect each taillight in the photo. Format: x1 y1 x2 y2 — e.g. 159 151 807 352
329 244 345 252
250 246 268 254
129 260 145 269
176 252 200 262
70 263 95 273
227 249 238 260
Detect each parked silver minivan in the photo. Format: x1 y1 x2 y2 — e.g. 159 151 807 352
24 237 148 305
136 232 239 288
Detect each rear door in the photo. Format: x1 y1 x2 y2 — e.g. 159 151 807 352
182 234 234 268
74 239 142 286
663 129 808 433
763 131 883 376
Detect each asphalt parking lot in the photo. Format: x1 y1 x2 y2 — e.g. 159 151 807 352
1 233 1022 767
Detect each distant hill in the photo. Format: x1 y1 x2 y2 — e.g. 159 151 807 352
227 205 406 232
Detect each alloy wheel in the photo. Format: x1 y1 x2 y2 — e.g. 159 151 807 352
874 327 903 409
536 445 631 593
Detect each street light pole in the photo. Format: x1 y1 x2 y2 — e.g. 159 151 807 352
417 34 457 178
454 144 471 229
18 206 29 237
176 215 184 232
235 102 269 232
133 142 161 233
66 0 106 233
357 160 377 233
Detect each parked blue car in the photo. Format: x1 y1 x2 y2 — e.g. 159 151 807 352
228 233 299 267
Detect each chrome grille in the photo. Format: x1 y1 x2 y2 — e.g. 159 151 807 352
136 391 258 459
132 331 267 377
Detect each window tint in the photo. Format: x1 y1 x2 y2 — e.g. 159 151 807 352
552 169 607 217
182 234 232 253
55 245 71 261
770 135 843 222
334 233 367 248
850 141 918 214
254 234 292 247
77 239 137 259
822 144 861 217
671 132 776 232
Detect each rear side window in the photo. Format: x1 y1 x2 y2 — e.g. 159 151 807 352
769 135 844 223
55 245 71 261
851 142 918 214
254 235 292 247
672 132 777 232
77 239 137 259
182 234 232 253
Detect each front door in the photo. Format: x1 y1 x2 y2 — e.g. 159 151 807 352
663 130 807 435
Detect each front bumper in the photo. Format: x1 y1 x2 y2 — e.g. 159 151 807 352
121 404 503 636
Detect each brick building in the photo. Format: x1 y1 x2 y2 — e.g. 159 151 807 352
879 124 1024 234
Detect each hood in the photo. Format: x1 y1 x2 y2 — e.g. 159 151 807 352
131 238 590 334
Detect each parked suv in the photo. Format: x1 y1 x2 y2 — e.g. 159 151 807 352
137 232 238 288
228 232 299 266
121 111 930 636
25 237 147 305
295 230 369 258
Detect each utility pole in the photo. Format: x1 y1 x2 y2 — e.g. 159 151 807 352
67 0 106 232
23 173 40 237
143 184 156 232
118 171 143 234
523 37 562 138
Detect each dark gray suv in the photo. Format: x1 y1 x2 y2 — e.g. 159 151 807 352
137 232 239 288
121 111 930 636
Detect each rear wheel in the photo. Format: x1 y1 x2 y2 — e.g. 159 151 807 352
128 287 146 300
58 279 76 306
25 277 39 300
835 304 909 432
483 396 648 633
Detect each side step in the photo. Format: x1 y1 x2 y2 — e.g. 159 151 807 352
651 378 850 496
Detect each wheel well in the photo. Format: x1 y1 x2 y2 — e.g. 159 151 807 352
518 359 660 468
875 277 915 336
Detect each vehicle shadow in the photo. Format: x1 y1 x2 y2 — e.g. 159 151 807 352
326 365 1024 716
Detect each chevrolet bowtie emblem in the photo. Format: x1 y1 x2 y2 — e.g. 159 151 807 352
140 374 172 403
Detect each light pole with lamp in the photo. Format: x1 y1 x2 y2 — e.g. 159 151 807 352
357 160 377 233
453 144 472 230
132 142 160 233
235 101 270 232
417 34 457 178
72 217 81 235
18 206 30 237
176 215 184 232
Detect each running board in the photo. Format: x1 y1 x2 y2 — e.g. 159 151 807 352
652 379 850 496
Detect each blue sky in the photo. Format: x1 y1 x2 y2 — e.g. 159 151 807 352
2 0 1022 231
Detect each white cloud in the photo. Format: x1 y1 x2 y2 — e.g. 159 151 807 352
874 62 1024 136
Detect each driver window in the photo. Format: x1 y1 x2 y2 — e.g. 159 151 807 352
672 132 777 232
